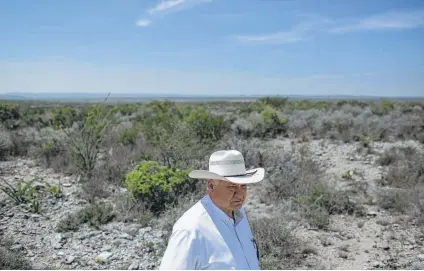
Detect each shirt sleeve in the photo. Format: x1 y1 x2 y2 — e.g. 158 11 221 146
159 229 199 270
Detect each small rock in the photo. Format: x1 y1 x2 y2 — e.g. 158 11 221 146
65 255 75 264
381 244 390 251
62 183 72 187
58 251 65 256
373 261 384 268
339 252 349 259
139 227 152 236
367 211 378 217
51 233 65 249
153 231 164 239
119 233 133 240
123 224 143 237
418 254 424 261
101 245 113 252
128 262 139 270
346 233 355 240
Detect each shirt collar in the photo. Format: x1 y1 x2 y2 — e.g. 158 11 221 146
201 194 245 226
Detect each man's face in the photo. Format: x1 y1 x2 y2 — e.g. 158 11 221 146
208 179 247 213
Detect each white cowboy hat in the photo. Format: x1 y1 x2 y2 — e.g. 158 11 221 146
188 150 265 184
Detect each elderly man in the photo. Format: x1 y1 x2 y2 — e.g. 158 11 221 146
159 150 265 270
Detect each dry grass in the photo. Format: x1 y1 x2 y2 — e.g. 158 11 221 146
249 206 305 270
0 237 32 270
258 145 324 204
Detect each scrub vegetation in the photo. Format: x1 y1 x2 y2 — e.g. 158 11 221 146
1 97 424 269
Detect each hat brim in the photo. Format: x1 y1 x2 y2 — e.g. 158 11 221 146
188 168 265 184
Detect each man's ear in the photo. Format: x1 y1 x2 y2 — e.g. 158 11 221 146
207 179 215 191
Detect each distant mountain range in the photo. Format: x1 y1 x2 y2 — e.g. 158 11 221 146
0 92 422 102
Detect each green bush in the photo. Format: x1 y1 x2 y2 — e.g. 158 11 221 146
257 106 288 138
0 103 21 129
371 99 395 116
118 125 141 146
258 97 288 109
183 106 228 143
49 106 82 129
125 161 195 214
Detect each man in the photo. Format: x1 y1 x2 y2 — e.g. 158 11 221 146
159 150 265 270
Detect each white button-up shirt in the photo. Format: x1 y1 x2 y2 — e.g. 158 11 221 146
159 194 260 270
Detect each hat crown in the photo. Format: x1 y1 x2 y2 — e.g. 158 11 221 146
208 150 246 177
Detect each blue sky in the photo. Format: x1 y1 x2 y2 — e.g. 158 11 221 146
1 0 423 96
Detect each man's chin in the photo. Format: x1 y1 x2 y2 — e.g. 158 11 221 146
230 201 244 209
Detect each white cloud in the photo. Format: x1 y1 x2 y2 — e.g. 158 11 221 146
146 0 212 15
234 19 331 44
136 19 152 27
235 30 306 44
329 10 424 33
235 10 424 44
147 0 186 15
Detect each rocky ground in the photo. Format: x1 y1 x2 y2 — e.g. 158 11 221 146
1 139 424 270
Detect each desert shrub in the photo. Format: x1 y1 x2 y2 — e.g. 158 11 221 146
56 201 115 232
142 114 211 168
233 106 288 139
125 161 196 214
290 100 331 111
371 99 395 116
0 237 32 269
376 146 417 166
258 106 288 137
183 106 229 143
38 137 66 168
295 184 365 229
250 211 303 269
49 106 82 129
0 128 13 160
79 171 111 204
258 97 288 109
63 104 115 181
114 194 154 226
259 146 323 203
377 189 409 213
93 145 135 187
382 152 424 189
0 103 21 129
286 109 322 138
118 125 141 146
